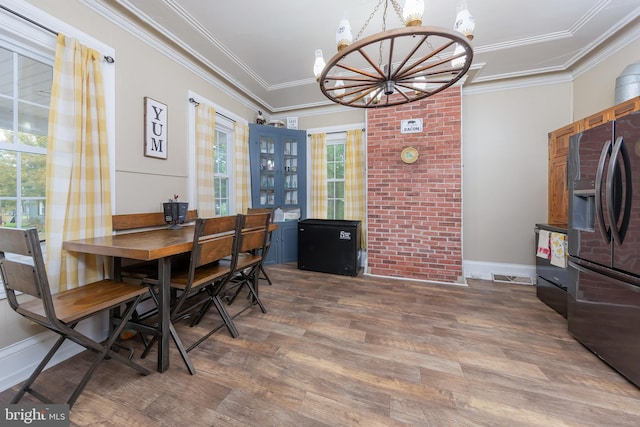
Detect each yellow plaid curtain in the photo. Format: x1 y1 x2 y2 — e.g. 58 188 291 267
196 104 216 217
45 34 112 292
234 122 251 214
310 133 327 218
345 129 366 247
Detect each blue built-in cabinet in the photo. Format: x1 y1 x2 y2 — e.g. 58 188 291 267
249 124 306 264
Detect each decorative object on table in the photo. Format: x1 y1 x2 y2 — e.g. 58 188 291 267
163 194 188 229
401 146 419 164
256 110 266 125
313 0 475 108
144 97 168 159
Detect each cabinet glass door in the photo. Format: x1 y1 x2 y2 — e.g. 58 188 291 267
283 137 299 206
258 135 276 206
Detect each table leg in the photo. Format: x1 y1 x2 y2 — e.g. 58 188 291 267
157 257 171 372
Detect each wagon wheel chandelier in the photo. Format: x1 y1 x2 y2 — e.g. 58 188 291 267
313 0 475 108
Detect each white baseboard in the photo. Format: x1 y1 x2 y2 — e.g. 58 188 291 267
0 316 108 393
463 260 536 284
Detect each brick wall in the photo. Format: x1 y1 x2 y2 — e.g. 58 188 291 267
366 87 462 282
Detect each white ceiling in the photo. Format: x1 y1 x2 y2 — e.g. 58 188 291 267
101 0 640 113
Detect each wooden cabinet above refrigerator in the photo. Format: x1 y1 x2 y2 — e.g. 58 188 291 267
547 96 640 226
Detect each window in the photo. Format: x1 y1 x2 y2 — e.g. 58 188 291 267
327 136 345 219
214 123 232 216
0 45 52 238
187 92 244 217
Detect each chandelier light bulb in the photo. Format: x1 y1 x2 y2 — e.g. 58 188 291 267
334 80 345 96
454 2 475 39
414 76 427 94
336 19 353 51
403 0 424 27
451 44 466 68
374 88 383 104
313 49 326 80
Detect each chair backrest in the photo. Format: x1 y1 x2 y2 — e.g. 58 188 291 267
194 215 241 269
170 215 242 316
247 208 274 222
0 227 55 323
112 209 198 232
238 213 271 255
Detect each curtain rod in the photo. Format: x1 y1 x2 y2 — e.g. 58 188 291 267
308 128 366 137
188 97 236 123
0 5 114 63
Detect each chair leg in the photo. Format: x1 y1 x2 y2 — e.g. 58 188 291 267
212 295 240 338
189 286 215 327
244 275 267 314
260 264 273 286
65 296 150 408
11 335 67 404
168 322 196 375
225 272 250 306
13 296 149 409
140 335 157 360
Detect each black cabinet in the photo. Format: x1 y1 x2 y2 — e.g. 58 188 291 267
266 221 299 265
298 219 361 276
534 224 569 318
249 124 306 264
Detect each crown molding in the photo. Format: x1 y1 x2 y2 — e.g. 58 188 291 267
81 0 640 114
81 0 272 113
463 73 573 96
572 14 640 79
161 0 270 90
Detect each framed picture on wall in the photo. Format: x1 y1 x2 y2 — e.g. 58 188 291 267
144 97 168 159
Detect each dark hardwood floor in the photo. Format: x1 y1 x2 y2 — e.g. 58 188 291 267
2 263 640 426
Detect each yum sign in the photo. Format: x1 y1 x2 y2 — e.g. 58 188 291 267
144 97 168 159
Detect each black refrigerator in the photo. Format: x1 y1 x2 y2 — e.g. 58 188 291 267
567 111 640 387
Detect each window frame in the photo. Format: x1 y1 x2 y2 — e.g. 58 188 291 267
305 124 366 221
0 2 116 299
187 90 248 216
0 47 52 235
326 133 346 220
213 116 233 216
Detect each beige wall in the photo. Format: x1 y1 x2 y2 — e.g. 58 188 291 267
287 109 366 131
462 82 572 266
462 36 640 268
573 38 640 120
2 1 638 350
28 0 260 214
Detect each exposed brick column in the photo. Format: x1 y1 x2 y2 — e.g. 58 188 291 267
366 87 462 282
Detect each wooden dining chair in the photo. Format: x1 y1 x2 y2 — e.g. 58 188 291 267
139 215 240 374
0 227 150 409
219 212 271 312
185 212 271 351
246 207 275 286
196 213 271 337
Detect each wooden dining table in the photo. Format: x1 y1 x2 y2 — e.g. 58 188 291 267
62 225 196 373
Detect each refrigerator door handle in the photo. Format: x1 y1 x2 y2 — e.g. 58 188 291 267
595 139 612 243
606 136 632 245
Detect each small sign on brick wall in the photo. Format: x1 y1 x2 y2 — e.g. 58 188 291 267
400 118 423 134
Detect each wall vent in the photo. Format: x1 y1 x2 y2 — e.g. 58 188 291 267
491 274 532 285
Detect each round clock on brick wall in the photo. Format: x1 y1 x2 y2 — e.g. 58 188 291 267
401 147 419 164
